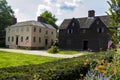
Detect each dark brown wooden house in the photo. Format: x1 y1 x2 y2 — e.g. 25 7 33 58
59 10 113 51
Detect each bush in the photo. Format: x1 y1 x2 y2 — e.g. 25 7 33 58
48 46 59 53
0 52 114 80
83 49 120 80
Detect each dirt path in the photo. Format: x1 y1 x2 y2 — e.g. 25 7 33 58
0 48 85 58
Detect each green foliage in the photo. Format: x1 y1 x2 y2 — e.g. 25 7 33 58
107 0 120 44
0 0 15 47
48 46 59 53
40 11 58 29
0 52 114 80
84 49 120 80
0 0 14 30
0 51 60 68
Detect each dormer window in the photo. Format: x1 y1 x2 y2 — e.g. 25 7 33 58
67 29 73 34
97 27 104 33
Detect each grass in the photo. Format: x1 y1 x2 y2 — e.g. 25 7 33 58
0 51 60 68
57 50 94 55
58 50 80 54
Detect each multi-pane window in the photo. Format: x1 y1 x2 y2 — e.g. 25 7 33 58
97 27 104 33
46 30 48 34
12 36 14 42
39 37 41 43
21 36 23 42
8 28 10 33
39 28 41 33
12 28 14 33
34 27 36 32
8 37 10 42
27 27 29 32
21 27 24 32
67 29 73 34
33 37 36 42
26 36 29 40
16 28 19 32
51 31 53 35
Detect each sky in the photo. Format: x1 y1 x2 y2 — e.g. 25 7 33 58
6 0 110 25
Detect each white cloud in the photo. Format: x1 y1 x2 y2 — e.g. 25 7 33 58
14 8 33 22
36 4 52 16
36 0 84 25
6 0 109 26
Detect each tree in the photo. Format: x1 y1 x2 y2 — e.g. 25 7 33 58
0 0 14 30
107 0 120 44
0 0 15 47
39 11 58 29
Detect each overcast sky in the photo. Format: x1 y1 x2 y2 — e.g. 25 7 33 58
6 0 110 25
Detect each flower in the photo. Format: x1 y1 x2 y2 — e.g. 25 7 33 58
107 63 112 67
101 70 108 74
112 68 117 74
96 59 105 64
95 67 99 71
84 60 89 66
97 65 106 70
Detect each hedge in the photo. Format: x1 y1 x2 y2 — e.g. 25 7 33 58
0 52 114 80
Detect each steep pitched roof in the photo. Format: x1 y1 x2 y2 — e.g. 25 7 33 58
59 19 71 29
59 15 113 29
99 16 112 28
80 18 95 28
9 20 56 30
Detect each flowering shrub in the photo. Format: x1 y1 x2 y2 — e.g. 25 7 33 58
83 49 120 80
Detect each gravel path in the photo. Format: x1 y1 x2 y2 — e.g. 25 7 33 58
0 48 85 58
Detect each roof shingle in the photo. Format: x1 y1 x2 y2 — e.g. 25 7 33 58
9 20 56 30
59 15 113 29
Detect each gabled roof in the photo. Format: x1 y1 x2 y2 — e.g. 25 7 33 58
9 20 56 30
99 15 112 28
59 19 71 29
59 15 113 29
80 18 95 28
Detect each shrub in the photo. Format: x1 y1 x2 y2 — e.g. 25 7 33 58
48 46 59 53
0 52 114 80
83 49 120 80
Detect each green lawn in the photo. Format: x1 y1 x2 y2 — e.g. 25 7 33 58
57 50 94 55
58 50 80 54
0 51 60 68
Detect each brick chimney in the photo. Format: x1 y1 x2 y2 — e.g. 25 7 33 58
88 10 95 17
13 17 17 24
37 16 44 22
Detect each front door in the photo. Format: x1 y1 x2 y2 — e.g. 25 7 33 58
83 40 88 50
16 36 18 45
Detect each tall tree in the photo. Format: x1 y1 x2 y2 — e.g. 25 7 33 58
39 11 58 29
0 0 14 30
107 0 120 44
0 0 15 47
